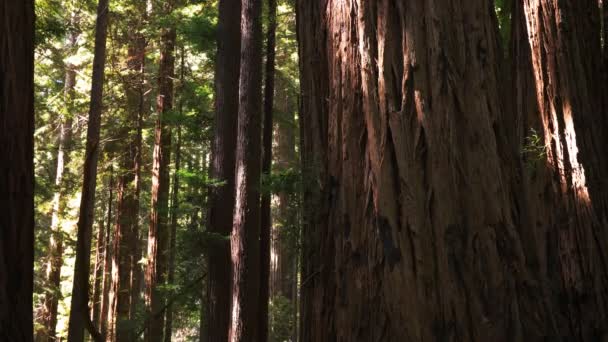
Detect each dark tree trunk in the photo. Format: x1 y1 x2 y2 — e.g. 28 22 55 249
229 0 264 340
110 10 147 340
145 6 175 341
296 0 552 340
259 0 277 340
37 19 79 341
67 0 109 340
204 0 241 341
0 0 35 340
164 124 181 342
99 167 114 337
513 1 608 340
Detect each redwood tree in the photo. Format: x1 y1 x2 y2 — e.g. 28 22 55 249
229 0 264 339
204 0 241 340
0 0 35 340
296 0 548 340
145 2 176 341
109 6 147 339
259 0 277 339
67 0 109 340
513 0 608 339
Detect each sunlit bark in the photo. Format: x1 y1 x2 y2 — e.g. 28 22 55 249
229 0 264 340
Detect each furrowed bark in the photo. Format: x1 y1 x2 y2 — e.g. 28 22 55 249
229 0 264 340
296 0 550 340
514 0 608 339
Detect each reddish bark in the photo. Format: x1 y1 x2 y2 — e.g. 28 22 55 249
229 0 264 340
145 5 175 340
296 0 546 340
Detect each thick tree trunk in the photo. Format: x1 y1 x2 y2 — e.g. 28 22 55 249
229 0 264 340
296 1 555 340
99 167 114 337
259 0 277 340
110 12 146 341
514 1 608 339
67 0 109 340
37 21 78 341
204 0 241 340
0 0 35 340
145 7 175 341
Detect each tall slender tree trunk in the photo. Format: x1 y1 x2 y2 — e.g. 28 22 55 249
110 10 147 341
92 186 108 330
0 0 35 340
37 19 79 341
296 0 555 340
67 0 109 340
230 0 264 340
164 124 181 342
100 165 114 337
513 1 608 340
164 46 185 342
145 4 176 340
204 0 241 340
259 0 277 340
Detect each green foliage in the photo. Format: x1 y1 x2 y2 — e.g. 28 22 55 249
494 0 512 53
269 295 295 342
522 128 547 168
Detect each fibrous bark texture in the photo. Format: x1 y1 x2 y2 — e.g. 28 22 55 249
229 0 264 340
513 0 608 339
0 0 35 340
296 0 556 340
204 0 241 340
67 0 109 339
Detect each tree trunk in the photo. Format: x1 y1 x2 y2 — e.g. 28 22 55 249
37 19 79 341
515 0 608 339
100 166 114 337
164 123 181 342
67 0 109 339
0 0 35 340
145 6 175 341
204 0 241 340
259 0 277 340
296 0 553 340
110 10 147 341
229 0 264 340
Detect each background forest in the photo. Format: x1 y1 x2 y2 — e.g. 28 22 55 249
2 0 608 341
32 0 299 340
